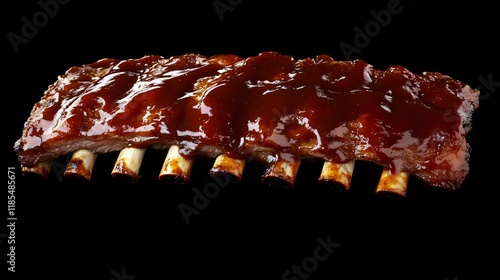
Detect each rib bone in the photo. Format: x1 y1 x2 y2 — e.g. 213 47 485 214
262 154 301 188
21 161 52 178
209 154 246 183
159 145 194 184
318 160 356 191
376 169 410 197
111 147 146 180
64 149 97 180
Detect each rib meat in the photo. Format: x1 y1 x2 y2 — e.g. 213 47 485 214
14 52 480 189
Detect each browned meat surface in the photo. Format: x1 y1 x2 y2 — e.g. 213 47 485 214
14 52 479 189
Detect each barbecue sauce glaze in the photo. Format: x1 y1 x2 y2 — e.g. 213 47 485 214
16 52 476 187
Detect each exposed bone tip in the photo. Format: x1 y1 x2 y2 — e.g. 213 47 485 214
261 176 294 189
209 154 246 184
210 170 241 185
111 171 141 183
376 190 406 201
21 161 52 178
159 173 190 185
158 145 193 185
317 179 350 192
111 147 146 182
63 149 97 181
262 155 300 189
111 160 141 182
376 169 410 197
63 168 90 182
318 160 355 192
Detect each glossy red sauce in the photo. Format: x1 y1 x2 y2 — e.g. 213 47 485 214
192 52 463 170
17 52 471 182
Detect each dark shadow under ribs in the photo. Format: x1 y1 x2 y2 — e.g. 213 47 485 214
14 52 479 190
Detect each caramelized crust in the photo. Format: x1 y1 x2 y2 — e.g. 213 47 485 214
14 52 479 189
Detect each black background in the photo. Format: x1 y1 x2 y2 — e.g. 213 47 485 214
4 0 499 279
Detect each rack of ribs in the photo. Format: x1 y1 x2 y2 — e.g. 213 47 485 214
13 51 480 196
